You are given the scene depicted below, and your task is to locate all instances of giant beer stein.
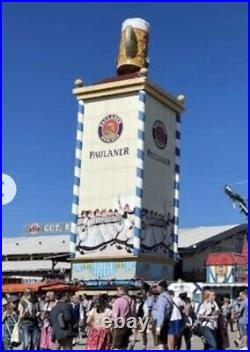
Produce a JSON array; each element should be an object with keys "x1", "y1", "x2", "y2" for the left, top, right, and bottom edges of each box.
[{"x1": 117, "y1": 18, "x2": 150, "y2": 75}]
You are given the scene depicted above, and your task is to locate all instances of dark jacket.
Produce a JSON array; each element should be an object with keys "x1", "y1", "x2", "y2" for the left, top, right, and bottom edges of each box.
[
  {"x1": 217, "y1": 311, "x2": 230, "y2": 350},
  {"x1": 72, "y1": 303, "x2": 80, "y2": 322},
  {"x1": 50, "y1": 301, "x2": 75, "y2": 341}
]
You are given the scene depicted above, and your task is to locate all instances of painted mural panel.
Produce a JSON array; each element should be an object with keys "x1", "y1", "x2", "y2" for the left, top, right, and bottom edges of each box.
[
  {"x1": 207, "y1": 265, "x2": 234, "y2": 284},
  {"x1": 141, "y1": 94, "x2": 176, "y2": 258},
  {"x1": 207, "y1": 264, "x2": 248, "y2": 284}
]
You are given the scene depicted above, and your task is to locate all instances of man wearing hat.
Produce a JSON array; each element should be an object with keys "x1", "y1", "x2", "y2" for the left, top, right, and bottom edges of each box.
[{"x1": 152, "y1": 280, "x2": 173, "y2": 349}]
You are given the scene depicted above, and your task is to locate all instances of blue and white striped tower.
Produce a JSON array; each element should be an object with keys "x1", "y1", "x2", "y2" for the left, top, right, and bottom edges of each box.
[
  {"x1": 133, "y1": 89, "x2": 146, "y2": 256},
  {"x1": 173, "y1": 113, "x2": 181, "y2": 261},
  {"x1": 70, "y1": 100, "x2": 85, "y2": 257}
]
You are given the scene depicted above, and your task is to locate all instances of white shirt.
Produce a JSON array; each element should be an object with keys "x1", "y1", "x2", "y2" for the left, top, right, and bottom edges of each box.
[
  {"x1": 198, "y1": 301, "x2": 219, "y2": 330},
  {"x1": 170, "y1": 297, "x2": 185, "y2": 321},
  {"x1": 87, "y1": 307, "x2": 112, "y2": 329}
]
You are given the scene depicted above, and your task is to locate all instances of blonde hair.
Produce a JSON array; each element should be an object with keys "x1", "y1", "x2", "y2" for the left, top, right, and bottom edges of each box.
[
  {"x1": 46, "y1": 291, "x2": 55, "y2": 300},
  {"x1": 23, "y1": 288, "x2": 34, "y2": 297},
  {"x1": 203, "y1": 289, "x2": 215, "y2": 302},
  {"x1": 202, "y1": 290, "x2": 210, "y2": 301}
]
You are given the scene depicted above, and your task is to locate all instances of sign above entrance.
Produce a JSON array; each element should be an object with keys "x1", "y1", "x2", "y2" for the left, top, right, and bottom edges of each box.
[{"x1": 25, "y1": 222, "x2": 71, "y2": 235}]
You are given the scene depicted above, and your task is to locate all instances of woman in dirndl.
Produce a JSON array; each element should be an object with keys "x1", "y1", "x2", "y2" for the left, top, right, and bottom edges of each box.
[
  {"x1": 86, "y1": 294, "x2": 112, "y2": 350},
  {"x1": 39, "y1": 292, "x2": 56, "y2": 349}
]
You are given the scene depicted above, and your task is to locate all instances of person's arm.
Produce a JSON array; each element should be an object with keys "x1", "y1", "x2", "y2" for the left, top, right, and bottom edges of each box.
[
  {"x1": 2, "y1": 310, "x2": 8, "y2": 323},
  {"x1": 179, "y1": 300, "x2": 186, "y2": 315},
  {"x1": 130, "y1": 299, "x2": 136, "y2": 318},
  {"x1": 156, "y1": 296, "x2": 166, "y2": 332},
  {"x1": 40, "y1": 309, "x2": 46, "y2": 321},
  {"x1": 198, "y1": 313, "x2": 212, "y2": 321},
  {"x1": 86, "y1": 309, "x2": 94, "y2": 326},
  {"x1": 238, "y1": 302, "x2": 245, "y2": 317},
  {"x1": 143, "y1": 302, "x2": 150, "y2": 317},
  {"x1": 17, "y1": 302, "x2": 27, "y2": 322},
  {"x1": 36, "y1": 302, "x2": 42, "y2": 318}
]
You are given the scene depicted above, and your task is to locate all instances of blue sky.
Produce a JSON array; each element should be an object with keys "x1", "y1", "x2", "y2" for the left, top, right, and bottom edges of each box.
[{"x1": 2, "y1": 3, "x2": 248, "y2": 236}]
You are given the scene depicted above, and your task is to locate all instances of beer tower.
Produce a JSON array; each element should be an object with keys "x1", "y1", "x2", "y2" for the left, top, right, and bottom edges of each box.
[{"x1": 70, "y1": 18, "x2": 185, "y2": 283}]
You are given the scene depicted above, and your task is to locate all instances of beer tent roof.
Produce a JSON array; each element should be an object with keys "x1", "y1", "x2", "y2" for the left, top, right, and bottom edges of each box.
[
  {"x1": 2, "y1": 260, "x2": 70, "y2": 272},
  {"x1": 206, "y1": 252, "x2": 247, "y2": 266},
  {"x1": 178, "y1": 224, "x2": 242, "y2": 248},
  {"x1": 3, "y1": 234, "x2": 70, "y2": 255},
  {"x1": 2, "y1": 281, "x2": 78, "y2": 294}
]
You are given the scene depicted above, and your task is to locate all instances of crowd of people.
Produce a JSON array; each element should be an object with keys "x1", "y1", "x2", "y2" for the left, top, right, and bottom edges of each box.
[{"x1": 2, "y1": 283, "x2": 248, "y2": 350}]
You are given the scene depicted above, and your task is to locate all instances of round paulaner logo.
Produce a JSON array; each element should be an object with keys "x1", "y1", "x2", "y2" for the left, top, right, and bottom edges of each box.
[
  {"x1": 152, "y1": 120, "x2": 168, "y2": 149},
  {"x1": 29, "y1": 223, "x2": 40, "y2": 235},
  {"x1": 98, "y1": 114, "x2": 123, "y2": 143}
]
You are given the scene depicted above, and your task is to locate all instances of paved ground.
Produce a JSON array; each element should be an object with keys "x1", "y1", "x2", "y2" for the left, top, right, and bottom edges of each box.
[{"x1": 74, "y1": 329, "x2": 242, "y2": 350}]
